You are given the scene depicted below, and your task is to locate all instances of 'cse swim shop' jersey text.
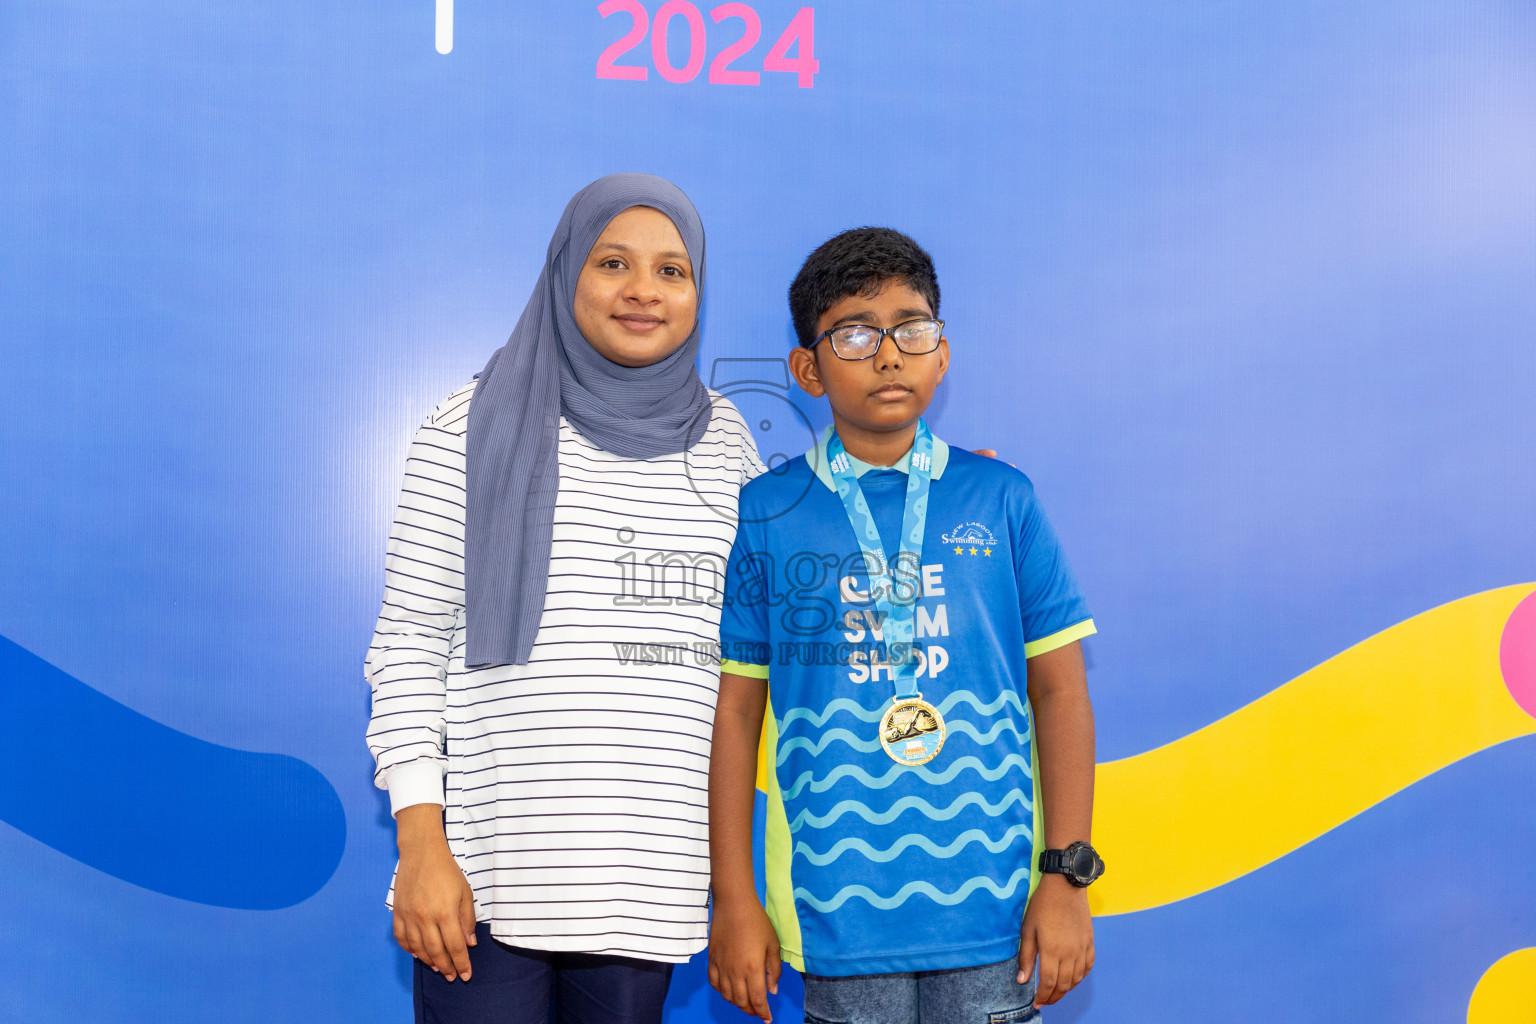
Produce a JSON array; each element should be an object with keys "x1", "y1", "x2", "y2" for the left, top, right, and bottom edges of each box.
[{"x1": 718, "y1": 429, "x2": 1094, "y2": 976}]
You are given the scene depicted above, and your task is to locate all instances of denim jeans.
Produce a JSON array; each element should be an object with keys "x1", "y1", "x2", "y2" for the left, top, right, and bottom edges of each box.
[
  {"x1": 413, "y1": 923, "x2": 675, "y2": 1024},
  {"x1": 802, "y1": 957, "x2": 1039, "y2": 1024}
]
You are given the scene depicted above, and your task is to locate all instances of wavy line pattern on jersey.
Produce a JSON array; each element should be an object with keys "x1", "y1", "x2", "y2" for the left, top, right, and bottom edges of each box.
[
  {"x1": 776, "y1": 717, "x2": 1028, "y2": 764},
  {"x1": 794, "y1": 823, "x2": 1032, "y2": 865},
  {"x1": 778, "y1": 698, "x2": 884, "y2": 730},
  {"x1": 776, "y1": 728, "x2": 880, "y2": 762},
  {"x1": 947, "y1": 718, "x2": 1030, "y2": 746},
  {"x1": 939, "y1": 689, "x2": 1029, "y2": 720},
  {"x1": 777, "y1": 689, "x2": 1029, "y2": 735},
  {"x1": 781, "y1": 753, "x2": 1032, "y2": 800},
  {"x1": 789, "y1": 788, "x2": 1029, "y2": 832},
  {"x1": 1089, "y1": 584, "x2": 1536, "y2": 917},
  {"x1": 794, "y1": 866, "x2": 1032, "y2": 912}
]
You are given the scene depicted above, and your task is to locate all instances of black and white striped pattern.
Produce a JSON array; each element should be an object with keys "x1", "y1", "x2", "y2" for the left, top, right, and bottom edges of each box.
[{"x1": 366, "y1": 380, "x2": 764, "y2": 961}]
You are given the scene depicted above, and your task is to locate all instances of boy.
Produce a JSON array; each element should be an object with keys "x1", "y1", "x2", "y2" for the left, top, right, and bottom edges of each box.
[{"x1": 708, "y1": 228, "x2": 1103, "y2": 1024}]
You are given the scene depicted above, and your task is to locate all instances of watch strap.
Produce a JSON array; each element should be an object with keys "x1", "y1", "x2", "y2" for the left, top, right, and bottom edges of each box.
[
  {"x1": 1038, "y1": 842, "x2": 1104, "y2": 887},
  {"x1": 1038, "y1": 848, "x2": 1071, "y2": 874}
]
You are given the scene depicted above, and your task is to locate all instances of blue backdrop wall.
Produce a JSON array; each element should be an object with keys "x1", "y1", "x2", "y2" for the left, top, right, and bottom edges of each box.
[{"x1": 3, "y1": 2, "x2": 1535, "y2": 1022}]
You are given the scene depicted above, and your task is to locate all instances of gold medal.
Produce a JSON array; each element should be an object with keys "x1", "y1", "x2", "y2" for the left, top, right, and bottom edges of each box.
[{"x1": 879, "y1": 695, "x2": 946, "y2": 766}]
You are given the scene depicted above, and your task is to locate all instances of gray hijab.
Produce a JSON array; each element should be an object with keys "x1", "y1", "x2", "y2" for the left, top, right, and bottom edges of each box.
[{"x1": 465, "y1": 173, "x2": 712, "y2": 667}]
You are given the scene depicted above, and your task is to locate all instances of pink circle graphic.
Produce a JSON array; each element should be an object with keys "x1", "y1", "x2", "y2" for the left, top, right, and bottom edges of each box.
[{"x1": 1501, "y1": 591, "x2": 1536, "y2": 720}]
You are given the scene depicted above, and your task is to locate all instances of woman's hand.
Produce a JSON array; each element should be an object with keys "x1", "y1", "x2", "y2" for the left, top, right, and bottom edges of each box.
[
  {"x1": 392, "y1": 803, "x2": 478, "y2": 982},
  {"x1": 708, "y1": 896, "x2": 782, "y2": 1022}
]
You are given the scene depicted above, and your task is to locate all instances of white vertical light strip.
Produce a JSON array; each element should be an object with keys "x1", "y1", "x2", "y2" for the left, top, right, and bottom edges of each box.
[{"x1": 435, "y1": 0, "x2": 453, "y2": 54}]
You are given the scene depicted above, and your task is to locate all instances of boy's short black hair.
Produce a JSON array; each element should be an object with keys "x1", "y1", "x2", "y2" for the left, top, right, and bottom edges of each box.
[{"x1": 788, "y1": 227, "x2": 940, "y2": 347}]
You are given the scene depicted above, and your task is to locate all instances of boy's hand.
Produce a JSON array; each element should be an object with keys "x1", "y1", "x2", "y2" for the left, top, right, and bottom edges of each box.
[
  {"x1": 708, "y1": 898, "x2": 782, "y2": 1022},
  {"x1": 1018, "y1": 874, "x2": 1094, "y2": 1008},
  {"x1": 393, "y1": 803, "x2": 478, "y2": 982}
]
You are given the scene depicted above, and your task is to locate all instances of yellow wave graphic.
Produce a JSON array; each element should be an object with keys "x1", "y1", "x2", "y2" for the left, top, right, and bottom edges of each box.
[
  {"x1": 1089, "y1": 583, "x2": 1536, "y2": 916},
  {"x1": 1468, "y1": 948, "x2": 1536, "y2": 1024}
]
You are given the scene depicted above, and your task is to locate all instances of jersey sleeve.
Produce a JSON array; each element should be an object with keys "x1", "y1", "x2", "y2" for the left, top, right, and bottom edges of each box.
[
  {"x1": 1011, "y1": 480, "x2": 1096, "y2": 658},
  {"x1": 718, "y1": 514, "x2": 773, "y2": 677}
]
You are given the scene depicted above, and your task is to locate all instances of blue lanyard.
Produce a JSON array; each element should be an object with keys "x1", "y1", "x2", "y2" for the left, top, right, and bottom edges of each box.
[{"x1": 825, "y1": 420, "x2": 935, "y2": 700}]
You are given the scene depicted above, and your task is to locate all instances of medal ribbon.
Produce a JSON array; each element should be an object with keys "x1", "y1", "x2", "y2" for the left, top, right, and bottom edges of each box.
[{"x1": 825, "y1": 420, "x2": 934, "y2": 701}]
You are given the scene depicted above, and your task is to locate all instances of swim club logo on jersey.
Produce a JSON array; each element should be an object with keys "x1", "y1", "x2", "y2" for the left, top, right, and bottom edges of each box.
[{"x1": 942, "y1": 521, "x2": 998, "y2": 556}]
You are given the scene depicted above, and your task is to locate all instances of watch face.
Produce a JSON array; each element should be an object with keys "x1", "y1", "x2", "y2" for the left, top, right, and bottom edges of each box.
[{"x1": 1070, "y1": 847, "x2": 1097, "y2": 879}]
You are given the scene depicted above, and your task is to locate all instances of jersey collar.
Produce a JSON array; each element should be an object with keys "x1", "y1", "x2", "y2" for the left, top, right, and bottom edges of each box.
[{"x1": 805, "y1": 424, "x2": 950, "y2": 492}]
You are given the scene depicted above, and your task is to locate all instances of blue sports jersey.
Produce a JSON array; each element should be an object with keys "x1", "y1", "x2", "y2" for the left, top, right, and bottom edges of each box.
[{"x1": 718, "y1": 428, "x2": 1095, "y2": 977}]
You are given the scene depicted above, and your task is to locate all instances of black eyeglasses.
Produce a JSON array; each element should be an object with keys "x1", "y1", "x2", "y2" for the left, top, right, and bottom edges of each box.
[{"x1": 811, "y1": 318, "x2": 945, "y2": 360}]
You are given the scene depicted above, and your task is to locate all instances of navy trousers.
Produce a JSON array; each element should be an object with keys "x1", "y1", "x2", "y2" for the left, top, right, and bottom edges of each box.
[{"x1": 414, "y1": 924, "x2": 675, "y2": 1024}]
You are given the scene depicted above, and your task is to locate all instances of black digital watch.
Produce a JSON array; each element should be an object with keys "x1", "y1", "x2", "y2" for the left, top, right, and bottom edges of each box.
[{"x1": 1038, "y1": 841, "x2": 1105, "y2": 887}]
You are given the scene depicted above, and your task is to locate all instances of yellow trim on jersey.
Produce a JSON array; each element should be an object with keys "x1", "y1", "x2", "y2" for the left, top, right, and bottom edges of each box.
[
  {"x1": 722, "y1": 659, "x2": 770, "y2": 679},
  {"x1": 760, "y1": 697, "x2": 804, "y2": 971},
  {"x1": 1024, "y1": 618, "x2": 1097, "y2": 659},
  {"x1": 1028, "y1": 716, "x2": 1045, "y2": 902}
]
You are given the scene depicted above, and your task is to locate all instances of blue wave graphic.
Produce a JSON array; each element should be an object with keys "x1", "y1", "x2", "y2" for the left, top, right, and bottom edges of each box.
[
  {"x1": 947, "y1": 718, "x2": 1030, "y2": 746},
  {"x1": 781, "y1": 753, "x2": 1032, "y2": 800},
  {"x1": 776, "y1": 718, "x2": 1029, "y2": 764},
  {"x1": 794, "y1": 823, "x2": 1032, "y2": 865},
  {"x1": 789, "y1": 788, "x2": 1030, "y2": 831},
  {"x1": 795, "y1": 866, "x2": 1033, "y2": 912},
  {"x1": 776, "y1": 727, "x2": 881, "y2": 762},
  {"x1": 0, "y1": 636, "x2": 346, "y2": 909},
  {"x1": 937, "y1": 689, "x2": 1028, "y2": 719},
  {"x1": 777, "y1": 689, "x2": 1029, "y2": 736},
  {"x1": 779, "y1": 697, "x2": 884, "y2": 730}
]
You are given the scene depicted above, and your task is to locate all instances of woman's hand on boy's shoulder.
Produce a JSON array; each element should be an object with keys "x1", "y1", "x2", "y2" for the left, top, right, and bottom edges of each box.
[
  {"x1": 971, "y1": 448, "x2": 1017, "y2": 467},
  {"x1": 708, "y1": 896, "x2": 782, "y2": 1022},
  {"x1": 1019, "y1": 874, "x2": 1095, "y2": 1009}
]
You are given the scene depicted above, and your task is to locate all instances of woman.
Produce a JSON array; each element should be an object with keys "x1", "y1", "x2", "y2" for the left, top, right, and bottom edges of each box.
[{"x1": 365, "y1": 173, "x2": 763, "y2": 1024}]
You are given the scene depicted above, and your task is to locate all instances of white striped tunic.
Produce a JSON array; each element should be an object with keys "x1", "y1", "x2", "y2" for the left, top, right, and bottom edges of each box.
[{"x1": 365, "y1": 380, "x2": 764, "y2": 961}]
